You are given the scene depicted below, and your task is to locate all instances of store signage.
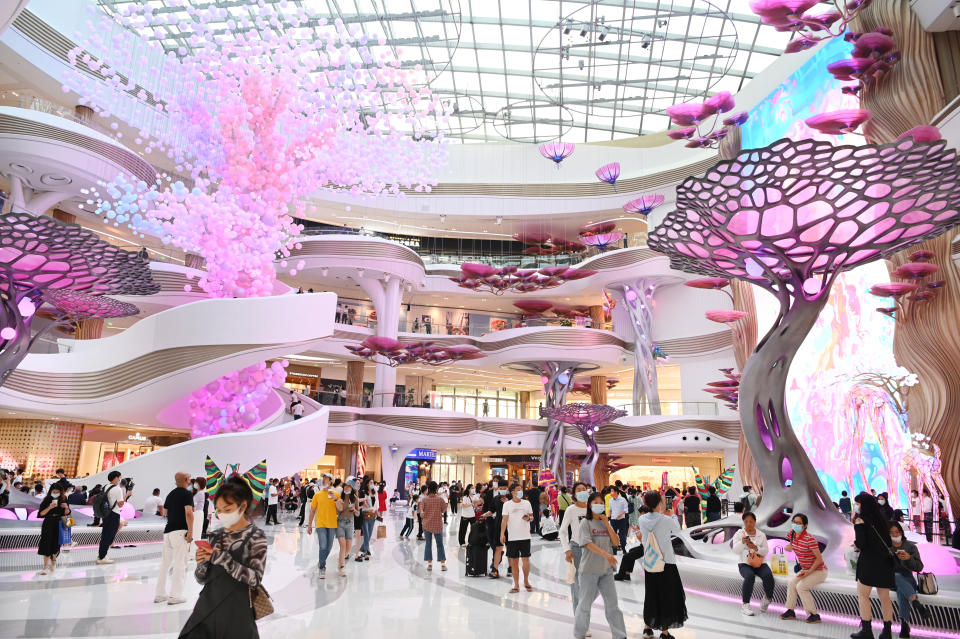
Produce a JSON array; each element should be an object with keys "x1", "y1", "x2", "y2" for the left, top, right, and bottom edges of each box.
[
  {"x1": 482, "y1": 457, "x2": 505, "y2": 463},
  {"x1": 408, "y1": 448, "x2": 437, "y2": 460},
  {"x1": 651, "y1": 457, "x2": 671, "y2": 463},
  {"x1": 127, "y1": 433, "x2": 152, "y2": 444}
]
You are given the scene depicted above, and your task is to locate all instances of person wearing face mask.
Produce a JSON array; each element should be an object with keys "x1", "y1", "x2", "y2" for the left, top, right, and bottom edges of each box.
[
  {"x1": 156, "y1": 472, "x2": 195, "y2": 605},
  {"x1": 878, "y1": 492, "x2": 895, "y2": 523},
  {"x1": 306, "y1": 473, "x2": 340, "y2": 578},
  {"x1": 636, "y1": 490, "x2": 686, "y2": 639},
  {"x1": 193, "y1": 477, "x2": 209, "y2": 540},
  {"x1": 264, "y1": 478, "x2": 280, "y2": 526},
  {"x1": 779, "y1": 513, "x2": 827, "y2": 624},
  {"x1": 573, "y1": 492, "x2": 627, "y2": 639},
  {"x1": 888, "y1": 522, "x2": 928, "y2": 638},
  {"x1": 179, "y1": 477, "x2": 266, "y2": 639},
  {"x1": 560, "y1": 483, "x2": 590, "y2": 615},
  {"x1": 458, "y1": 483, "x2": 476, "y2": 547},
  {"x1": 850, "y1": 493, "x2": 896, "y2": 639},
  {"x1": 334, "y1": 483, "x2": 359, "y2": 576},
  {"x1": 500, "y1": 483, "x2": 534, "y2": 593},
  {"x1": 483, "y1": 479, "x2": 507, "y2": 577},
  {"x1": 37, "y1": 483, "x2": 70, "y2": 575}
]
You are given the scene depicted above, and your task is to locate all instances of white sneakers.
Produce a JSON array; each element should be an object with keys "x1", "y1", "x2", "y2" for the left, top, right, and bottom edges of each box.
[
  {"x1": 154, "y1": 596, "x2": 168, "y2": 603},
  {"x1": 95, "y1": 558, "x2": 114, "y2": 565},
  {"x1": 167, "y1": 597, "x2": 187, "y2": 605},
  {"x1": 741, "y1": 603, "x2": 755, "y2": 616},
  {"x1": 760, "y1": 597, "x2": 772, "y2": 613}
]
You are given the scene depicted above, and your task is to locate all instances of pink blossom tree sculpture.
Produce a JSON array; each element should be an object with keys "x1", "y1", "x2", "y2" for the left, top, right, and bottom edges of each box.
[
  {"x1": 666, "y1": 91, "x2": 749, "y2": 149},
  {"x1": 648, "y1": 136, "x2": 960, "y2": 545},
  {"x1": 541, "y1": 403, "x2": 627, "y2": 482},
  {"x1": 749, "y1": 0, "x2": 876, "y2": 54},
  {"x1": 870, "y1": 249, "x2": 946, "y2": 320},
  {"x1": 0, "y1": 212, "x2": 158, "y2": 386},
  {"x1": 346, "y1": 336, "x2": 484, "y2": 367}
]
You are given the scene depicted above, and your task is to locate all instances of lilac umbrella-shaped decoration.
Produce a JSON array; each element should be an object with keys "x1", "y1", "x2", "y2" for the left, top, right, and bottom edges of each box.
[
  {"x1": 452, "y1": 263, "x2": 596, "y2": 295},
  {"x1": 749, "y1": 0, "x2": 876, "y2": 53},
  {"x1": 704, "y1": 368, "x2": 741, "y2": 410},
  {"x1": 805, "y1": 109, "x2": 872, "y2": 136},
  {"x1": 346, "y1": 336, "x2": 484, "y2": 367},
  {"x1": 666, "y1": 91, "x2": 749, "y2": 150},
  {"x1": 623, "y1": 194, "x2": 665, "y2": 217},
  {"x1": 828, "y1": 29, "x2": 901, "y2": 98},
  {"x1": 648, "y1": 134, "x2": 960, "y2": 549},
  {"x1": 595, "y1": 162, "x2": 620, "y2": 191},
  {"x1": 540, "y1": 142, "x2": 575, "y2": 168},
  {"x1": 541, "y1": 403, "x2": 627, "y2": 482},
  {"x1": 580, "y1": 232, "x2": 624, "y2": 252}
]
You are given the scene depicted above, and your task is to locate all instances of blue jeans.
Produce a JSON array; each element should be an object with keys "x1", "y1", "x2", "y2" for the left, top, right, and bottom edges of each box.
[
  {"x1": 360, "y1": 517, "x2": 376, "y2": 554},
  {"x1": 424, "y1": 530, "x2": 446, "y2": 562},
  {"x1": 894, "y1": 571, "x2": 917, "y2": 621},
  {"x1": 315, "y1": 527, "x2": 336, "y2": 569},
  {"x1": 706, "y1": 511, "x2": 722, "y2": 522}
]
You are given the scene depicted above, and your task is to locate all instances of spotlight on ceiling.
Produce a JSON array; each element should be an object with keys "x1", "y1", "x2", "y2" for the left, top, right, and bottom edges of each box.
[
  {"x1": 599, "y1": 26, "x2": 609, "y2": 41},
  {"x1": 579, "y1": 25, "x2": 588, "y2": 37},
  {"x1": 578, "y1": 59, "x2": 584, "y2": 70},
  {"x1": 658, "y1": 19, "x2": 668, "y2": 27},
  {"x1": 496, "y1": 216, "x2": 503, "y2": 225},
  {"x1": 563, "y1": 18, "x2": 572, "y2": 35},
  {"x1": 641, "y1": 41, "x2": 650, "y2": 49},
  {"x1": 440, "y1": 214, "x2": 446, "y2": 223}
]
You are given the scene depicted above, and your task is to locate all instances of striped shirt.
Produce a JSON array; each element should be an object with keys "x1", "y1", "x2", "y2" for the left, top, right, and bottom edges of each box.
[{"x1": 791, "y1": 531, "x2": 825, "y2": 570}]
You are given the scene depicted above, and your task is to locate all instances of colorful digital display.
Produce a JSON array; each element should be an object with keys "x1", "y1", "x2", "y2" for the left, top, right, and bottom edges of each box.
[{"x1": 746, "y1": 38, "x2": 911, "y2": 506}]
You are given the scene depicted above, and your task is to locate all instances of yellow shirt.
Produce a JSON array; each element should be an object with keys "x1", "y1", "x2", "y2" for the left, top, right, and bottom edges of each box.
[
  {"x1": 604, "y1": 492, "x2": 612, "y2": 516},
  {"x1": 311, "y1": 488, "x2": 340, "y2": 528}
]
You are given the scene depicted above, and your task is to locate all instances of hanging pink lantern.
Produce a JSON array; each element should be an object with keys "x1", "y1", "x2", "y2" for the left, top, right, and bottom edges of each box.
[
  {"x1": 595, "y1": 162, "x2": 620, "y2": 189},
  {"x1": 539, "y1": 142, "x2": 575, "y2": 167},
  {"x1": 623, "y1": 194, "x2": 665, "y2": 216},
  {"x1": 805, "y1": 109, "x2": 872, "y2": 135}
]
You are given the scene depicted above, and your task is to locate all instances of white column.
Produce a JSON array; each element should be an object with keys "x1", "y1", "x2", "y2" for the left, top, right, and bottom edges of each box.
[
  {"x1": 380, "y1": 444, "x2": 416, "y2": 494},
  {"x1": 3, "y1": 175, "x2": 71, "y2": 215},
  {"x1": 352, "y1": 274, "x2": 403, "y2": 407}
]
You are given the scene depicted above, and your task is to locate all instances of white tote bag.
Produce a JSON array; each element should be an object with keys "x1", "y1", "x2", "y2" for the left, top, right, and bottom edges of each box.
[
  {"x1": 641, "y1": 530, "x2": 666, "y2": 573},
  {"x1": 564, "y1": 560, "x2": 577, "y2": 584}
]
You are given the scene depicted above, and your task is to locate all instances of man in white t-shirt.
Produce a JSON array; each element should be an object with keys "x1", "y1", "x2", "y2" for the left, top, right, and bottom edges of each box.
[
  {"x1": 265, "y1": 478, "x2": 280, "y2": 525},
  {"x1": 439, "y1": 482, "x2": 450, "y2": 524},
  {"x1": 608, "y1": 488, "x2": 629, "y2": 553},
  {"x1": 500, "y1": 483, "x2": 534, "y2": 593},
  {"x1": 143, "y1": 488, "x2": 163, "y2": 516}
]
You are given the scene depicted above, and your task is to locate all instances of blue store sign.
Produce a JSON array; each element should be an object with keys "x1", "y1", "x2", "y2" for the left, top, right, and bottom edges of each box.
[{"x1": 408, "y1": 448, "x2": 438, "y2": 461}]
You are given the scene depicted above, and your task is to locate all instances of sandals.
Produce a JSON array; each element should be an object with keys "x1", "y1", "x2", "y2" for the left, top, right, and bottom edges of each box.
[
  {"x1": 508, "y1": 587, "x2": 519, "y2": 593},
  {"x1": 524, "y1": 584, "x2": 533, "y2": 591}
]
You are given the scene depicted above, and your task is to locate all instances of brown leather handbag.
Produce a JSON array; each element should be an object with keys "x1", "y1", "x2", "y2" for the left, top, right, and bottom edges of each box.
[{"x1": 249, "y1": 584, "x2": 274, "y2": 620}]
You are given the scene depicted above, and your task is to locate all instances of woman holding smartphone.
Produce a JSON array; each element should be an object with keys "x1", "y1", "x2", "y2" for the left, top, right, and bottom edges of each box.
[
  {"x1": 37, "y1": 484, "x2": 70, "y2": 574},
  {"x1": 572, "y1": 492, "x2": 627, "y2": 639},
  {"x1": 179, "y1": 477, "x2": 267, "y2": 639}
]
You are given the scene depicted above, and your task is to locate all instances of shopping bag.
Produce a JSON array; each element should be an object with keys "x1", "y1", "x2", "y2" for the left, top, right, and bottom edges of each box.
[
  {"x1": 844, "y1": 545, "x2": 860, "y2": 574},
  {"x1": 770, "y1": 552, "x2": 789, "y2": 576},
  {"x1": 59, "y1": 520, "x2": 72, "y2": 545},
  {"x1": 564, "y1": 561, "x2": 577, "y2": 585},
  {"x1": 918, "y1": 572, "x2": 938, "y2": 595},
  {"x1": 376, "y1": 524, "x2": 387, "y2": 539}
]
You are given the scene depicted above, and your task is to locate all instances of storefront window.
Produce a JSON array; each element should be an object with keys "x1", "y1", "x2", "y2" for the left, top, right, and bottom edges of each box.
[{"x1": 435, "y1": 386, "x2": 520, "y2": 418}]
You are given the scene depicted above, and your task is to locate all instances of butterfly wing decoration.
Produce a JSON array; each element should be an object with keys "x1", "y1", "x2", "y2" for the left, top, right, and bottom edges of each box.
[
  {"x1": 241, "y1": 460, "x2": 268, "y2": 501},
  {"x1": 713, "y1": 464, "x2": 737, "y2": 497},
  {"x1": 692, "y1": 466, "x2": 710, "y2": 511},
  {"x1": 205, "y1": 456, "x2": 225, "y2": 497}
]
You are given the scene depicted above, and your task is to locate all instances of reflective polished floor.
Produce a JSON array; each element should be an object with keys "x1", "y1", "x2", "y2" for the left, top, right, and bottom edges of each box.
[{"x1": 0, "y1": 510, "x2": 901, "y2": 639}]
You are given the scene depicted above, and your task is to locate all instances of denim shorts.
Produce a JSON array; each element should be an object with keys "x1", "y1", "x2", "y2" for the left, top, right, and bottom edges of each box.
[{"x1": 336, "y1": 518, "x2": 355, "y2": 538}]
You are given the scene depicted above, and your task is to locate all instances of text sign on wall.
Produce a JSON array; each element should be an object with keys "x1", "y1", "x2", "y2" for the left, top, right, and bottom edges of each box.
[{"x1": 409, "y1": 448, "x2": 438, "y2": 461}]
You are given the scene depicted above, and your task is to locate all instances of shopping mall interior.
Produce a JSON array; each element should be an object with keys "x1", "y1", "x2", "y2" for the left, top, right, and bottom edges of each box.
[{"x1": 0, "y1": 1, "x2": 959, "y2": 638}]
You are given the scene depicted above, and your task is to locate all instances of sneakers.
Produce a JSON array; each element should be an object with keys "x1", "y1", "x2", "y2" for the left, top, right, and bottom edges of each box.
[
  {"x1": 805, "y1": 613, "x2": 821, "y2": 624},
  {"x1": 38, "y1": 570, "x2": 48, "y2": 576},
  {"x1": 441, "y1": 564, "x2": 448, "y2": 571},
  {"x1": 741, "y1": 603, "x2": 755, "y2": 616},
  {"x1": 153, "y1": 596, "x2": 168, "y2": 603},
  {"x1": 95, "y1": 558, "x2": 114, "y2": 565},
  {"x1": 779, "y1": 609, "x2": 797, "y2": 621},
  {"x1": 167, "y1": 597, "x2": 187, "y2": 605},
  {"x1": 319, "y1": 567, "x2": 326, "y2": 579},
  {"x1": 760, "y1": 597, "x2": 771, "y2": 613},
  {"x1": 613, "y1": 574, "x2": 630, "y2": 582}
]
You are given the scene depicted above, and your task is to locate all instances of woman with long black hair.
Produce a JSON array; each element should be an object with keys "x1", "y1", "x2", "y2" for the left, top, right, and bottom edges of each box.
[
  {"x1": 851, "y1": 492, "x2": 896, "y2": 639},
  {"x1": 37, "y1": 483, "x2": 70, "y2": 574},
  {"x1": 635, "y1": 490, "x2": 686, "y2": 639},
  {"x1": 180, "y1": 477, "x2": 267, "y2": 639}
]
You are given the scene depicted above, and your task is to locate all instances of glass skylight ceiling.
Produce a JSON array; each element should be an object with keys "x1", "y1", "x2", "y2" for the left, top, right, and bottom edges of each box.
[{"x1": 97, "y1": 0, "x2": 793, "y2": 143}]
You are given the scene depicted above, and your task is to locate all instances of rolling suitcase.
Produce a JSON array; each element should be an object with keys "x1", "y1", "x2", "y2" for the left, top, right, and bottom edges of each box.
[{"x1": 466, "y1": 524, "x2": 488, "y2": 577}]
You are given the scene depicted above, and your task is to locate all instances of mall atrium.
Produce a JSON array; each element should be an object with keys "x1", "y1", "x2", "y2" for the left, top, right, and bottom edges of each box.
[{"x1": 0, "y1": 1, "x2": 958, "y2": 638}]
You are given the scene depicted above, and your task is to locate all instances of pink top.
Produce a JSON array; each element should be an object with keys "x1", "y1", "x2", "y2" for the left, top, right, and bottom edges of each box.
[{"x1": 791, "y1": 530, "x2": 825, "y2": 571}]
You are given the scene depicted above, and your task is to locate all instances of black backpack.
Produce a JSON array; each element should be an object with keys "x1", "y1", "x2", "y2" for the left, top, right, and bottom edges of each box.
[
  {"x1": 93, "y1": 485, "x2": 117, "y2": 519},
  {"x1": 740, "y1": 495, "x2": 752, "y2": 513}
]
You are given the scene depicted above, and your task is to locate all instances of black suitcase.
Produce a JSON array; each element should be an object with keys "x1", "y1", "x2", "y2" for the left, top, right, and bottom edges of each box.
[{"x1": 465, "y1": 542, "x2": 488, "y2": 577}]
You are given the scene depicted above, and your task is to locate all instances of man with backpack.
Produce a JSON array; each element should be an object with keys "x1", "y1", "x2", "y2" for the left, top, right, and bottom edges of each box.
[
  {"x1": 95, "y1": 471, "x2": 129, "y2": 564},
  {"x1": 739, "y1": 486, "x2": 757, "y2": 514}
]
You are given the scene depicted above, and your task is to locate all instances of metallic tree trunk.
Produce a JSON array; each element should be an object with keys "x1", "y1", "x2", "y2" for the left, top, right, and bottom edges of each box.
[
  {"x1": 619, "y1": 281, "x2": 661, "y2": 415},
  {"x1": 579, "y1": 428, "x2": 599, "y2": 484},
  {"x1": 537, "y1": 361, "x2": 579, "y2": 483},
  {"x1": 740, "y1": 293, "x2": 851, "y2": 560},
  {"x1": 0, "y1": 292, "x2": 30, "y2": 387}
]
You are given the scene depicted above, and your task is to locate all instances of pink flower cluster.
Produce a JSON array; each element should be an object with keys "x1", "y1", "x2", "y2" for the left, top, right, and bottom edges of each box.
[
  {"x1": 703, "y1": 368, "x2": 741, "y2": 410},
  {"x1": 346, "y1": 337, "x2": 484, "y2": 367},
  {"x1": 665, "y1": 91, "x2": 748, "y2": 149},
  {"x1": 749, "y1": 0, "x2": 875, "y2": 53},
  {"x1": 451, "y1": 263, "x2": 596, "y2": 294},
  {"x1": 828, "y1": 29, "x2": 901, "y2": 97},
  {"x1": 64, "y1": 2, "x2": 447, "y2": 298},
  {"x1": 188, "y1": 361, "x2": 289, "y2": 438}
]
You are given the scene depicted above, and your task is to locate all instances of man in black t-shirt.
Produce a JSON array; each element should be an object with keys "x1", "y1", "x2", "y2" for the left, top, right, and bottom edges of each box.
[{"x1": 155, "y1": 472, "x2": 194, "y2": 605}]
